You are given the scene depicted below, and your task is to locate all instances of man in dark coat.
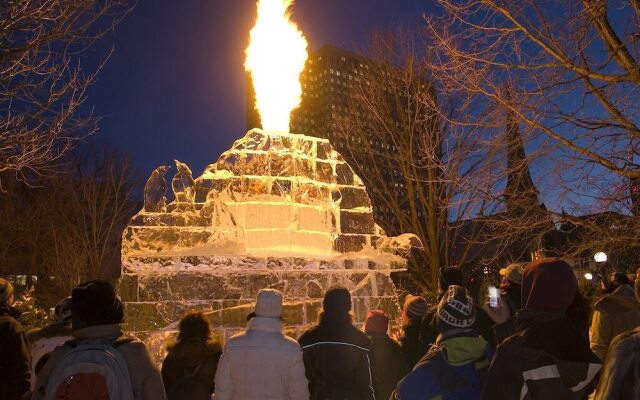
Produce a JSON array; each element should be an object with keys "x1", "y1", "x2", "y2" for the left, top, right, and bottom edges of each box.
[
  {"x1": 421, "y1": 267, "x2": 496, "y2": 349},
  {"x1": 298, "y1": 286, "x2": 376, "y2": 400},
  {"x1": 481, "y1": 258, "x2": 601, "y2": 400},
  {"x1": 364, "y1": 310, "x2": 408, "y2": 400},
  {"x1": 0, "y1": 278, "x2": 30, "y2": 400}
]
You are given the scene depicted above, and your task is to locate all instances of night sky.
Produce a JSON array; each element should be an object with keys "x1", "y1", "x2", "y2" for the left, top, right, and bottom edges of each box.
[{"x1": 85, "y1": 0, "x2": 431, "y2": 179}]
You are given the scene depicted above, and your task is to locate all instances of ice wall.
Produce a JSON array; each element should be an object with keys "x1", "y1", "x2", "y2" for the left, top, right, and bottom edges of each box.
[{"x1": 120, "y1": 129, "x2": 420, "y2": 358}]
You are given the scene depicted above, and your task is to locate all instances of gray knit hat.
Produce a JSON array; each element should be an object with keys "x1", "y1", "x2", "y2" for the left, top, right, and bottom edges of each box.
[{"x1": 0, "y1": 278, "x2": 14, "y2": 304}]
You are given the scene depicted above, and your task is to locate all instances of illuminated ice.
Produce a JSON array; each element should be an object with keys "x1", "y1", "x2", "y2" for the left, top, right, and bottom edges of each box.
[{"x1": 120, "y1": 129, "x2": 422, "y2": 359}]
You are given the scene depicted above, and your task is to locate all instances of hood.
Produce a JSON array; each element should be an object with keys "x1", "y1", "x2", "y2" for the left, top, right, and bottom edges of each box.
[
  {"x1": 594, "y1": 284, "x2": 640, "y2": 312},
  {"x1": 438, "y1": 336, "x2": 488, "y2": 366},
  {"x1": 165, "y1": 338, "x2": 222, "y2": 359},
  {"x1": 247, "y1": 316, "x2": 283, "y2": 333}
]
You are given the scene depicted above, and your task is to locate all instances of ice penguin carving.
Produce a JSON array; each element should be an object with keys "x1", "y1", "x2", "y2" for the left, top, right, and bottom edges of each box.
[
  {"x1": 171, "y1": 160, "x2": 196, "y2": 211},
  {"x1": 143, "y1": 165, "x2": 170, "y2": 212}
]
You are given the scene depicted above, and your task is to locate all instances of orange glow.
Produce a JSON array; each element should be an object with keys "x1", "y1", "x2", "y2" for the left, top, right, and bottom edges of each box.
[{"x1": 245, "y1": 0, "x2": 308, "y2": 132}]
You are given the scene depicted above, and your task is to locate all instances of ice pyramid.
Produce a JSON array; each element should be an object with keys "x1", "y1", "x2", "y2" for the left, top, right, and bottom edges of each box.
[{"x1": 119, "y1": 129, "x2": 421, "y2": 358}]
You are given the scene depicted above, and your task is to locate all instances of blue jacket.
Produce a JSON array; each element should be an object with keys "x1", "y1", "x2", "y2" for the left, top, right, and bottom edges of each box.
[{"x1": 395, "y1": 336, "x2": 493, "y2": 400}]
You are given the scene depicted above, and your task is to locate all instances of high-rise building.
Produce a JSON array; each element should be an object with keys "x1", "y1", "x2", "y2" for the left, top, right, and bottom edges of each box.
[{"x1": 247, "y1": 44, "x2": 435, "y2": 236}]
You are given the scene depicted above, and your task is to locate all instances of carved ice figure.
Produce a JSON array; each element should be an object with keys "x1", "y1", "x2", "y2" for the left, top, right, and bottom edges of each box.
[
  {"x1": 376, "y1": 233, "x2": 424, "y2": 258},
  {"x1": 171, "y1": 160, "x2": 195, "y2": 211},
  {"x1": 143, "y1": 165, "x2": 170, "y2": 212}
]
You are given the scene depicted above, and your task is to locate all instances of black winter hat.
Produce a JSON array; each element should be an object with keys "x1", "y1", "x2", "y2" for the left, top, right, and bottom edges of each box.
[
  {"x1": 437, "y1": 285, "x2": 476, "y2": 339},
  {"x1": 439, "y1": 267, "x2": 464, "y2": 292},
  {"x1": 323, "y1": 286, "x2": 352, "y2": 314},
  {"x1": 71, "y1": 280, "x2": 124, "y2": 329}
]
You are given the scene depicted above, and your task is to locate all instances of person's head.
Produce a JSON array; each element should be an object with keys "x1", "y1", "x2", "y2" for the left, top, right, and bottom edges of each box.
[
  {"x1": 636, "y1": 267, "x2": 640, "y2": 280},
  {"x1": 178, "y1": 311, "x2": 210, "y2": 341},
  {"x1": 0, "y1": 278, "x2": 15, "y2": 306},
  {"x1": 322, "y1": 286, "x2": 352, "y2": 315},
  {"x1": 436, "y1": 285, "x2": 476, "y2": 340},
  {"x1": 70, "y1": 280, "x2": 124, "y2": 331},
  {"x1": 54, "y1": 296, "x2": 72, "y2": 325},
  {"x1": 500, "y1": 263, "x2": 525, "y2": 286},
  {"x1": 253, "y1": 288, "x2": 283, "y2": 319},
  {"x1": 402, "y1": 294, "x2": 428, "y2": 325},
  {"x1": 364, "y1": 309, "x2": 390, "y2": 335},
  {"x1": 521, "y1": 258, "x2": 577, "y2": 311},
  {"x1": 605, "y1": 272, "x2": 631, "y2": 293},
  {"x1": 439, "y1": 266, "x2": 464, "y2": 294}
]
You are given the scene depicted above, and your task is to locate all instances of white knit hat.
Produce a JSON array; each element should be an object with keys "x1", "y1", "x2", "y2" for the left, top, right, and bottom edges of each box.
[{"x1": 254, "y1": 289, "x2": 283, "y2": 318}]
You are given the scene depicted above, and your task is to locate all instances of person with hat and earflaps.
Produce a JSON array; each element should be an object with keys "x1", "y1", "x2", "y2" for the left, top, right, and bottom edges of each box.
[
  {"x1": 393, "y1": 285, "x2": 493, "y2": 400},
  {"x1": 298, "y1": 286, "x2": 376, "y2": 400},
  {"x1": 213, "y1": 288, "x2": 309, "y2": 400}
]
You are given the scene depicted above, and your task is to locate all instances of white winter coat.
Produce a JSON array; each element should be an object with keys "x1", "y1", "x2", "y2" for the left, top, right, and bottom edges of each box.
[{"x1": 213, "y1": 316, "x2": 309, "y2": 400}]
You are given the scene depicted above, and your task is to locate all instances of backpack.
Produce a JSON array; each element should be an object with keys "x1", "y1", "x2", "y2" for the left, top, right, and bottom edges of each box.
[
  {"x1": 166, "y1": 362, "x2": 211, "y2": 400},
  {"x1": 42, "y1": 337, "x2": 135, "y2": 400}
]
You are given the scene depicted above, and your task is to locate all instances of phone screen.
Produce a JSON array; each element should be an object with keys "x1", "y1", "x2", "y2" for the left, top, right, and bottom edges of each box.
[{"x1": 488, "y1": 286, "x2": 499, "y2": 308}]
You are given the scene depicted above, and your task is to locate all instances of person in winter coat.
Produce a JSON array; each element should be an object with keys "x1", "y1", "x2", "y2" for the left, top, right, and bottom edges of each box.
[
  {"x1": 499, "y1": 263, "x2": 524, "y2": 314},
  {"x1": 398, "y1": 294, "x2": 428, "y2": 368},
  {"x1": 481, "y1": 258, "x2": 601, "y2": 400},
  {"x1": 590, "y1": 273, "x2": 640, "y2": 360},
  {"x1": 298, "y1": 286, "x2": 376, "y2": 400},
  {"x1": 32, "y1": 280, "x2": 167, "y2": 400},
  {"x1": 26, "y1": 297, "x2": 74, "y2": 389},
  {"x1": 394, "y1": 285, "x2": 493, "y2": 400},
  {"x1": 0, "y1": 278, "x2": 30, "y2": 400},
  {"x1": 161, "y1": 311, "x2": 222, "y2": 399},
  {"x1": 213, "y1": 289, "x2": 309, "y2": 400},
  {"x1": 594, "y1": 326, "x2": 640, "y2": 400},
  {"x1": 421, "y1": 267, "x2": 496, "y2": 349},
  {"x1": 364, "y1": 310, "x2": 408, "y2": 400}
]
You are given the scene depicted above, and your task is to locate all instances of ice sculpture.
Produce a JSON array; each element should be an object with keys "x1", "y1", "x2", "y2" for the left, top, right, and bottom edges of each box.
[
  {"x1": 120, "y1": 129, "x2": 421, "y2": 359},
  {"x1": 143, "y1": 166, "x2": 170, "y2": 212}
]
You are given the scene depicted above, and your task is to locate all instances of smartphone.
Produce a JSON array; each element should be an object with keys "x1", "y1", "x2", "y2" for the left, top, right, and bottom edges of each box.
[{"x1": 488, "y1": 285, "x2": 499, "y2": 308}]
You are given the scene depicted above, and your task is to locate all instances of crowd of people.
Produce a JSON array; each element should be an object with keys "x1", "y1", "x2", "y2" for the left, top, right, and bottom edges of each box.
[{"x1": 1, "y1": 257, "x2": 639, "y2": 400}]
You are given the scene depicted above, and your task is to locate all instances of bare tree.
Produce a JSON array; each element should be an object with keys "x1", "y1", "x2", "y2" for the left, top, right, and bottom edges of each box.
[
  {"x1": 0, "y1": 0, "x2": 131, "y2": 185},
  {"x1": 0, "y1": 145, "x2": 139, "y2": 303},
  {"x1": 333, "y1": 30, "x2": 534, "y2": 290},
  {"x1": 422, "y1": 0, "x2": 640, "y2": 265}
]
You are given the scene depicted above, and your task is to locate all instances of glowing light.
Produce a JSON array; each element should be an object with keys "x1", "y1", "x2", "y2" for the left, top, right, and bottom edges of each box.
[
  {"x1": 584, "y1": 272, "x2": 593, "y2": 280},
  {"x1": 594, "y1": 252, "x2": 608, "y2": 263},
  {"x1": 245, "y1": 0, "x2": 308, "y2": 132}
]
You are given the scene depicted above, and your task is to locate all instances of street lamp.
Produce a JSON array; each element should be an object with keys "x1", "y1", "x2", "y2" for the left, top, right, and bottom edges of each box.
[
  {"x1": 584, "y1": 272, "x2": 593, "y2": 280},
  {"x1": 594, "y1": 252, "x2": 608, "y2": 263}
]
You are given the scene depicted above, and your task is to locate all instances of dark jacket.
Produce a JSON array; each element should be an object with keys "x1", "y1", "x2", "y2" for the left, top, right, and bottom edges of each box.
[
  {"x1": 298, "y1": 313, "x2": 376, "y2": 400},
  {"x1": 394, "y1": 335, "x2": 493, "y2": 400},
  {"x1": 366, "y1": 333, "x2": 408, "y2": 400},
  {"x1": 594, "y1": 327, "x2": 640, "y2": 400},
  {"x1": 421, "y1": 304, "x2": 496, "y2": 350},
  {"x1": 0, "y1": 304, "x2": 30, "y2": 400},
  {"x1": 162, "y1": 338, "x2": 222, "y2": 397},
  {"x1": 590, "y1": 284, "x2": 640, "y2": 360},
  {"x1": 482, "y1": 310, "x2": 601, "y2": 400},
  {"x1": 398, "y1": 319, "x2": 425, "y2": 369}
]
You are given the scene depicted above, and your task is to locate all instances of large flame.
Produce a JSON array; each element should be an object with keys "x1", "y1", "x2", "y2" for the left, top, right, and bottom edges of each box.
[{"x1": 245, "y1": 0, "x2": 308, "y2": 132}]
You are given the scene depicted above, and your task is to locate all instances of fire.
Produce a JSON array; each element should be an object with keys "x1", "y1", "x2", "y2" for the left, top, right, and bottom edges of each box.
[{"x1": 245, "y1": 0, "x2": 308, "y2": 132}]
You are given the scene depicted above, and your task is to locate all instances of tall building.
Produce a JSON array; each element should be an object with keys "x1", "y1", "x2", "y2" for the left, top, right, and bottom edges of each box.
[{"x1": 247, "y1": 45, "x2": 436, "y2": 236}]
